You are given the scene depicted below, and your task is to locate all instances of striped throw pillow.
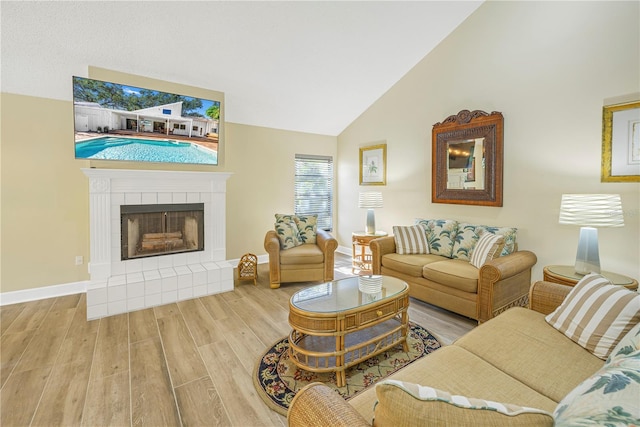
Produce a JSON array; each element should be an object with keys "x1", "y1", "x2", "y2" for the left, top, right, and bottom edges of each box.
[
  {"x1": 393, "y1": 225, "x2": 430, "y2": 255},
  {"x1": 374, "y1": 380, "x2": 554, "y2": 427},
  {"x1": 545, "y1": 273, "x2": 640, "y2": 360},
  {"x1": 469, "y1": 233, "x2": 505, "y2": 268}
]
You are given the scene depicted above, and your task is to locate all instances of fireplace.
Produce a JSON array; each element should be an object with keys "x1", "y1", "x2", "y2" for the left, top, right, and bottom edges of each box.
[
  {"x1": 121, "y1": 203, "x2": 205, "y2": 260},
  {"x1": 82, "y1": 168, "x2": 233, "y2": 320}
]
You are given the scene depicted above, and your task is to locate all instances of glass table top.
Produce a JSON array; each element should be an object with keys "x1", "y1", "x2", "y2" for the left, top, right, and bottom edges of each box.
[{"x1": 290, "y1": 275, "x2": 408, "y2": 314}]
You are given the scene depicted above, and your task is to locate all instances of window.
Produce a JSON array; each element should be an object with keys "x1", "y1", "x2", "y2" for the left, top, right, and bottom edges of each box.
[{"x1": 294, "y1": 155, "x2": 333, "y2": 231}]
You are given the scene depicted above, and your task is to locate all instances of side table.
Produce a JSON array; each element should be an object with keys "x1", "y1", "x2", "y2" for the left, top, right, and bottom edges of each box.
[
  {"x1": 352, "y1": 231, "x2": 387, "y2": 274},
  {"x1": 543, "y1": 265, "x2": 638, "y2": 291}
]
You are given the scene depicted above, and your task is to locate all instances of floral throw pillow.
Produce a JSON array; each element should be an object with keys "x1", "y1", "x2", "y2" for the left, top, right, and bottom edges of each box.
[
  {"x1": 274, "y1": 219, "x2": 302, "y2": 250},
  {"x1": 477, "y1": 225, "x2": 517, "y2": 256},
  {"x1": 275, "y1": 213, "x2": 317, "y2": 244},
  {"x1": 451, "y1": 223, "x2": 480, "y2": 260},
  {"x1": 415, "y1": 219, "x2": 458, "y2": 258},
  {"x1": 293, "y1": 214, "x2": 318, "y2": 244},
  {"x1": 554, "y1": 328, "x2": 640, "y2": 427},
  {"x1": 452, "y1": 224, "x2": 517, "y2": 258}
]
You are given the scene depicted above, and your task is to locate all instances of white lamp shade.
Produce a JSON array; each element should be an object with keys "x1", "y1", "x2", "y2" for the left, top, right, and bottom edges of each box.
[
  {"x1": 358, "y1": 192, "x2": 383, "y2": 208},
  {"x1": 559, "y1": 194, "x2": 624, "y2": 227},
  {"x1": 559, "y1": 194, "x2": 624, "y2": 275}
]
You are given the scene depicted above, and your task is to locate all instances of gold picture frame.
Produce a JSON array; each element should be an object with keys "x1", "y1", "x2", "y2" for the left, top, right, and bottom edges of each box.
[
  {"x1": 602, "y1": 101, "x2": 640, "y2": 182},
  {"x1": 359, "y1": 143, "x2": 387, "y2": 185}
]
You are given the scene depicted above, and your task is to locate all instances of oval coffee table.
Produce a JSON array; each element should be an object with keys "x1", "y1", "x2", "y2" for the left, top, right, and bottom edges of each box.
[{"x1": 288, "y1": 275, "x2": 409, "y2": 387}]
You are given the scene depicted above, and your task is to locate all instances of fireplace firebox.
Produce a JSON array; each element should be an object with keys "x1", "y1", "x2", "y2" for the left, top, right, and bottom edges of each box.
[{"x1": 121, "y1": 203, "x2": 204, "y2": 260}]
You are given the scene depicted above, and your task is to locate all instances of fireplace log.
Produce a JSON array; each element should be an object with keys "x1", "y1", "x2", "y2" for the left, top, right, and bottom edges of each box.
[
  {"x1": 141, "y1": 238, "x2": 185, "y2": 251},
  {"x1": 143, "y1": 231, "x2": 183, "y2": 240}
]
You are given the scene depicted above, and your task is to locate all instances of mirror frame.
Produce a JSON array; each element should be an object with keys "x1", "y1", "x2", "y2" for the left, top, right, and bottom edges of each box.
[{"x1": 432, "y1": 110, "x2": 503, "y2": 207}]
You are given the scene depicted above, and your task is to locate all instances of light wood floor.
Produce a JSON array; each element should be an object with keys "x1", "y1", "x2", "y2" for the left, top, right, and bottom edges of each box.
[{"x1": 0, "y1": 254, "x2": 476, "y2": 427}]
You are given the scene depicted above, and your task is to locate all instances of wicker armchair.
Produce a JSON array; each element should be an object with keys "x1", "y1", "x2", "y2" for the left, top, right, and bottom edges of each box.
[{"x1": 264, "y1": 228, "x2": 338, "y2": 289}]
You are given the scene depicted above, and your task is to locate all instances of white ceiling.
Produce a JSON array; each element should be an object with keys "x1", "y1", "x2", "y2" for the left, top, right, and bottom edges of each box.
[{"x1": 1, "y1": 1, "x2": 483, "y2": 136}]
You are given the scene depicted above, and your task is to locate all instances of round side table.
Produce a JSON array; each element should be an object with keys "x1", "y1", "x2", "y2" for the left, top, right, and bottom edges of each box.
[
  {"x1": 543, "y1": 265, "x2": 638, "y2": 291},
  {"x1": 352, "y1": 231, "x2": 387, "y2": 274}
]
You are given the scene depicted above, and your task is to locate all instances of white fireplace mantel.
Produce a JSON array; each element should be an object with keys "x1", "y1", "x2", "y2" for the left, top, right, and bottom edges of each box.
[{"x1": 82, "y1": 168, "x2": 233, "y2": 319}]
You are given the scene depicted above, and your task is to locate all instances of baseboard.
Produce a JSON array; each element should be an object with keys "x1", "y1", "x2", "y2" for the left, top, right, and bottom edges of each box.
[
  {"x1": 0, "y1": 252, "x2": 332, "y2": 306},
  {"x1": 0, "y1": 280, "x2": 89, "y2": 306},
  {"x1": 337, "y1": 245, "x2": 351, "y2": 256}
]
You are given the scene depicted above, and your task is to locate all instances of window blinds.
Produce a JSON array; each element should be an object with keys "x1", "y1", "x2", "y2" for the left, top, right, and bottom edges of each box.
[{"x1": 294, "y1": 154, "x2": 333, "y2": 231}]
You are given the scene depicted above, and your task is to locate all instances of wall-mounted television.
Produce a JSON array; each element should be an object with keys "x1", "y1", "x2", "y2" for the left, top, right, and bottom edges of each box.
[{"x1": 73, "y1": 76, "x2": 221, "y2": 166}]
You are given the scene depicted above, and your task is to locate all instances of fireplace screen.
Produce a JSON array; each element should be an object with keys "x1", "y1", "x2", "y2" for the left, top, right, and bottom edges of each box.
[{"x1": 121, "y1": 203, "x2": 204, "y2": 260}]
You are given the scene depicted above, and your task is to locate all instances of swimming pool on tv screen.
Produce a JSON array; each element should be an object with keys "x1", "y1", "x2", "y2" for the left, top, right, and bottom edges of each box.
[{"x1": 75, "y1": 136, "x2": 218, "y2": 165}]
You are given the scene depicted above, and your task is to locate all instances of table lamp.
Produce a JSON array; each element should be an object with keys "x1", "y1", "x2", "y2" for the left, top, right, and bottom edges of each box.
[
  {"x1": 559, "y1": 194, "x2": 624, "y2": 275},
  {"x1": 358, "y1": 191, "x2": 383, "y2": 235}
]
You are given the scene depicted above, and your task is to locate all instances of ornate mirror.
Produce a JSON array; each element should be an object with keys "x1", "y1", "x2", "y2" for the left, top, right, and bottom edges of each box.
[{"x1": 432, "y1": 110, "x2": 503, "y2": 207}]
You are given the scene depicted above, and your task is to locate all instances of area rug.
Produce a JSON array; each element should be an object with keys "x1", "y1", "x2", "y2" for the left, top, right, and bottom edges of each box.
[{"x1": 253, "y1": 322, "x2": 442, "y2": 416}]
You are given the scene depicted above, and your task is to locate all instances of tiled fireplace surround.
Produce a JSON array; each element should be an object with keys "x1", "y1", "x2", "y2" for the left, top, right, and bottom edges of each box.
[{"x1": 82, "y1": 168, "x2": 233, "y2": 320}]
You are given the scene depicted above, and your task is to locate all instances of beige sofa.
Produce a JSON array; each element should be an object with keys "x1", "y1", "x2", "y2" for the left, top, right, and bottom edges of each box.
[
  {"x1": 371, "y1": 221, "x2": 537, "y2": 323},
  {"x1": 287, "y1": 279, "x2": 640, "y2": 426}
]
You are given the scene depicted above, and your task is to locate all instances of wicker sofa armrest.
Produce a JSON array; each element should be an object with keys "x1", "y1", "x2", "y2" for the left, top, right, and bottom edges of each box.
[
  {"x1": 316, "y1": 228, "x2": 338, "y2": 253},
  {"x1": 264, "y1": 230, "x2": 281, "y2": 257},
  {"x1": 370, "y1": 236, "x2": 397, "y2": 275},
  {"x1": 316, "y1": 229, "x2": 338, "y2": 282},
  {"x1": 264, "y1": 230, "x2": 281, "y2": 283},
  {"x1": 477, "y1": 250, "x2": 537, "y2": 323},
  {"x1": 529, "y1": 280, "x2": 572, "y2": 315},
  {"x1": 287, "y1": 383, "x2": 371, "y2": 427}
]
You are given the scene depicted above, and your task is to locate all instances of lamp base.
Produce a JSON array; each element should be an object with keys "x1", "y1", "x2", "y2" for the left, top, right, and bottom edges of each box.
[
  {"x1": 574, "y1": 226, "x2": 600, "y2": 275},
  {"x1": 365, "y1": 209, "x2": 376, "y2": 235}
]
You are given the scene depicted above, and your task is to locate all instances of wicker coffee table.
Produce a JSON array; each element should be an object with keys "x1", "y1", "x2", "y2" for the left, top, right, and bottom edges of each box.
[{"x1": 288, "y1": 275, "x2": 409, "y2": 387}]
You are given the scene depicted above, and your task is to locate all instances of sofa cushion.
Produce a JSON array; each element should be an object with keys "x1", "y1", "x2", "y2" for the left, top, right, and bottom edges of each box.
[
  {"x1": 554, "y1": 343, "x2": 640, "y2": 427},
  {"x1": 373, "y1": 380, "x2": 554, "y2": 427},
  {"x1": 279, "y1": 243, "x2": 324, "y2": 265},
  {"x1": 348, "y1": 344, "x2": 559, "y2": 423},
  {"x1": 545, "y1": 273, "x2": 640, "y2": 360},
  {"x1": 274, "y1": 219, "x2": 302, "y2": 249},
  {"x1": 423, "y1": 259, "x2": 479, "y2": 293},
  {"x1": 455, "y1": 307, "x2": 604, "y2": 403},
  {"x1": 415, "y1": 219, "x2": 458, "y2": 258},
  {"x1": 381, "y1": 253, "x2": 444, "y2": 277},
  {"x1": 469, "y1": 233, "x2": 505, "y2": 268}
]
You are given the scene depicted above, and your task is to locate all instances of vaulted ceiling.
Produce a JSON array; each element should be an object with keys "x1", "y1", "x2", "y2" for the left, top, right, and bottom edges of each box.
[{"x1": 1, "y1": 1, "x2": 483, "y2": 135}]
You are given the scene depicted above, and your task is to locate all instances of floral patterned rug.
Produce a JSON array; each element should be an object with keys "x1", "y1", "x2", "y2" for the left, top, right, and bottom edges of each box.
[{"x1": 253, "y1": 322, "x2": 442, "y2": 416}]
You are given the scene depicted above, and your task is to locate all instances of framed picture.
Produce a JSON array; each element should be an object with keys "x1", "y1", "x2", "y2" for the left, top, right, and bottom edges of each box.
[
  {"x1": 359, "y1": 143, "x2": 387, "y2": 185},
  {"x1": 602, "y1": 101, "x2": 640, "y2": 182}
]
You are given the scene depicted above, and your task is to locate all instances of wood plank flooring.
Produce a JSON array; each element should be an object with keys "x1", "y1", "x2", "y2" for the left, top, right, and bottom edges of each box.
[{"x1": 0, "y1": 254, "x2": 476, "y2": 426}]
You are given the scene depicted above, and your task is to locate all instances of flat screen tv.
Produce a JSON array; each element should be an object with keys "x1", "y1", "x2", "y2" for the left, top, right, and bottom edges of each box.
[{"x1": 73, "y1": 76, "x2": 221, "y2": 166}]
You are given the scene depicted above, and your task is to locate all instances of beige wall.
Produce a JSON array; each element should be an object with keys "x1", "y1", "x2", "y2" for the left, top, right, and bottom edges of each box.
[
  {"x1": 336, "y1": 1, "x2": 640, "y2": 280},
  {"x1": 2, "y1": 1, "x2": 639, "y2": 296},
  {"x1": 224, "y1": 124, "x2": 337, "y2": 258},
  {"x1": 0, "y1": 90, "x2": 336, "y2": 293},
  {"x1": 1, "y1": 93, "x2": 90, "y2": 292}
]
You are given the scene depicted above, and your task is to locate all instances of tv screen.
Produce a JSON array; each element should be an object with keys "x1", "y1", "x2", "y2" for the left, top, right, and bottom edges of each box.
[{"x1": 73, "y1": 76, "x2": 221, "y2": 165}]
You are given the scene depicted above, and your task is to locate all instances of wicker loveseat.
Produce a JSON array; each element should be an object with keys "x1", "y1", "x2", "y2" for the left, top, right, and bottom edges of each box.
[
  {"x1": 371, "y1": 220, "x2": 537, "y2": 323},
  {"x1": 288, "y1": 277, "x2": 640, "y2": 426}
]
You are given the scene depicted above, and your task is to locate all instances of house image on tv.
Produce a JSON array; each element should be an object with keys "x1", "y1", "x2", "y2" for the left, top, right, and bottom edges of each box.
[{"x1": 74, "y1": 101, "x2": 219, "y2": 139}]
